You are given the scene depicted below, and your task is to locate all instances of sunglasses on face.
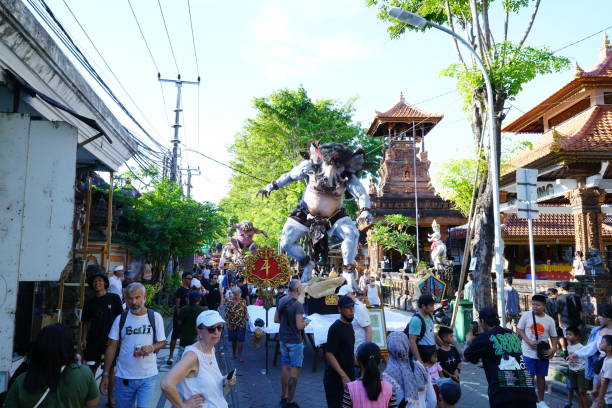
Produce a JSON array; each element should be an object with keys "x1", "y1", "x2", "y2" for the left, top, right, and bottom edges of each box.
[{"x1": 198, "y1": 324, "x2": 224, "y2": 333}]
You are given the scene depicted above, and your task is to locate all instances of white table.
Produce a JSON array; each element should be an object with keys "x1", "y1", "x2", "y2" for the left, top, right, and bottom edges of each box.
[{"x1": 247, "y1": 305, "x2": 410, "y2": 346}]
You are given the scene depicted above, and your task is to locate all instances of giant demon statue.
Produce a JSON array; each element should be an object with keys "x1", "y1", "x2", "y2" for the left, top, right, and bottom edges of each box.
[{"x1": 257, "y1": 141, "x2": 372, "y2": 285}]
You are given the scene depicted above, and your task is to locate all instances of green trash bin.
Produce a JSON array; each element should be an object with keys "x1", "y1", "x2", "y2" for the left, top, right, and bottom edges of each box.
[{"x1": 451, "y1": 299, "x2": 473, "y2": 342}]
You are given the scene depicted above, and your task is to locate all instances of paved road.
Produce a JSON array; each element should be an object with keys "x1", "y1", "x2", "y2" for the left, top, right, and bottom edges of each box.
[{"x1": 92, "y1": 314, "x2": 577, "y2": 408}]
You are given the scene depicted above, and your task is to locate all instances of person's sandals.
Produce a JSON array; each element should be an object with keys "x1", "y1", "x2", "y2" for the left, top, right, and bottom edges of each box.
[{"x1": 166, "y1": 358, "x2": 173, "y2": 365}]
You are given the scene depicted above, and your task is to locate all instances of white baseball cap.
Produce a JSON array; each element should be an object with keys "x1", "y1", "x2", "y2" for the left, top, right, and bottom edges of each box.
[
  {"x1": 338, "y1": 284, "x2": 353, "y2": 296},
  {"x1": 196, "y1": 310, "x2": 225, "y2": 327},
  {"x1": 113, "y1": 265, "x2": 124, "y2": 272},
  {"x1": 190, "y1": 279, "x2": 202, "y2": 289}
]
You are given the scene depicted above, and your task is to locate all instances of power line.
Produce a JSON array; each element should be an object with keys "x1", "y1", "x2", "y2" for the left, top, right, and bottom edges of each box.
[
  {"x1": 186, "y1": 0, "x2": 200, "y2": 76},
  {"x1": 186, "y1": 0, "x2": 202, "y2": 151},
  {"x1": 553, "y1": 25, "x2": 612, "y2": 54},
  {"x1": 126, "y1": 0, "x2": 160, "y2": 74},
  {"x1": 30, "y1": 0, "x2": 166, "y2": 156},
  {"x1": 59, "y1": 0, "x2": 165, "y2": 144},
  {"x1": 125, "y1": 0, "x2": 172, "y2": 138},
  {"x1": 157, "y1": 0, "x2": 180, "y2": 75}
]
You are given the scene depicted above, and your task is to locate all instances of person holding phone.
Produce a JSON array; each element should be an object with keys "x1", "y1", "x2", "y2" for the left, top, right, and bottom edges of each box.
[{"x1": 161, "y1": 310, "x2": 236, "y2": 408}]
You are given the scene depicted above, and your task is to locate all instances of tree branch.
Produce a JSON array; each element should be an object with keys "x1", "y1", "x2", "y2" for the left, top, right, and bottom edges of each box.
[
  {"x1": 517, "y1": 0, "x2": 542, "y2": 49},
  {"x1": 445, "y1": 0, "x2": 468, "y2": 69},
  {"x1": 481, "y1": 0, "x2": 492, "y2": 50},
  {"x1": 469, "y1": 0, "x2": 490, "y2": 67},
  {"x1": 503, "y1": 5, "x2": 509, "y2": 43}
]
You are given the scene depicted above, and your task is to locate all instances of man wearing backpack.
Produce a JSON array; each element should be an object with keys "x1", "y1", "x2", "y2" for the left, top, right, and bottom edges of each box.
[
  {"x1": 100, "y1": 282, "x2": 166, "y2": 408},
  {"x1": 405, "y1": 294, "x2": 443, "y2": 363},
  {"x1": 556, "y1": 281, "x2": 583, "y2": 354}
]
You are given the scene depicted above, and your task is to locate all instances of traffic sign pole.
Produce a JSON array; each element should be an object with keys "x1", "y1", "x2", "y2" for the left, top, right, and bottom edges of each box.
[{"x1": 527, "y1": 218, "x2": 536, "y2": 295}]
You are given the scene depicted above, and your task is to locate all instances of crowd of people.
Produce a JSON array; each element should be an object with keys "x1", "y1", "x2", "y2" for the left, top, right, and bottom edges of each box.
[{"x1": 2, "y1": 260, "x2": 611, "y2": 408}]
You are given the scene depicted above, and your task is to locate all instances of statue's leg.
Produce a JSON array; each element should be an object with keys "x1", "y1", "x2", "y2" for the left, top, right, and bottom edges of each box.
[
  {"x1": 280, "y1": 218, "x2": 313, "y2": 282},
  {"x1": 330, "y1": 217, "x2": 360, "y2": 291}
]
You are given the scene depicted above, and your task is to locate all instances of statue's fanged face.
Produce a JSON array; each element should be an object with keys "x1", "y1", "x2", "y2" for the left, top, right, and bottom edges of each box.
[{"x1": 308, "y1": 141, "x2": 363, "y2": 191}]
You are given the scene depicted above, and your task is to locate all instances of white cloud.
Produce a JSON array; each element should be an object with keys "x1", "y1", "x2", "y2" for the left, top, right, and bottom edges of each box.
[{"x1": 244, "y1": 4, "x2": 372, "y2": 80}]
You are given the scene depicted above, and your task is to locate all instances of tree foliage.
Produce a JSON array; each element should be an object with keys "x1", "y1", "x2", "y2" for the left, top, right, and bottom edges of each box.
[
  {"x1": 116, "y1": 180, "x2": 226, "y2": 270},
  {"x1": 431, "y1": 136, "x2": 531, "y2": 216},
  {"x1": 367, "y1": 214, "x2": 416, "y2": 256},
  {"x1": 221, "y1": 87, "x2": 383, "y2": 246}
]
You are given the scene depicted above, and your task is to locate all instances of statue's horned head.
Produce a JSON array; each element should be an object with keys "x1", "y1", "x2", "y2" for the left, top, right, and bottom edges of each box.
[{"x1": 308, "y1": 140, "x2": 366, "y2": 189}]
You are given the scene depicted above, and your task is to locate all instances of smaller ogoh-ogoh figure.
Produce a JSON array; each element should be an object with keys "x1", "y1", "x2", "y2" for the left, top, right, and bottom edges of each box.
[
  {"x1": 219, "y1": 221, "x2": 267, "y2": 269},
  {"x1": 257, "y1": 140, "x2": 372, "y2": 288}
]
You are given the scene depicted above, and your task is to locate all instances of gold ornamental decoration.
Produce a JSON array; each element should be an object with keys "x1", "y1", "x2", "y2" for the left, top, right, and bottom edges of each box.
[{"x1": 243, "y1": 246, "x2": 292, "y2": 288}]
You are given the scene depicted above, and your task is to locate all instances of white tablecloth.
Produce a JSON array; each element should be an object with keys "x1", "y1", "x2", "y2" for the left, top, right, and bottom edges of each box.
[
  {"x1": 308, "y1": 309, "x2": 409, "y2": 346},
  {"x1": 247, "y1": 305, "x2": 317, "y2": 335},
  {"x1": 246, "y1": 305, "x2": 409, "y2": 345}
]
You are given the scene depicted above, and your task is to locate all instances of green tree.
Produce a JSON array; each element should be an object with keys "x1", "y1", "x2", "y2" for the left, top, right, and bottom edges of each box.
[
  {"x1": 367, "y1": 214, "x2": 416, "y2": 256},
  {"x1": 432, "y1": 136, "x2": 532, "y2": 216},
  {"x1": 221, "y1": 87, "x2": 383, "y2": 246},
  {"x1": 117, "y1": 180, "x2": 226, "y2": 279},
  {"x1": 367, "y1": 0, "x2": 570, "y2": 310}
]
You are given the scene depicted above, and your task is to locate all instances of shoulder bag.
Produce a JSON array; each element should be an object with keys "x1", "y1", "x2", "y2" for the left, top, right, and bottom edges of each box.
[{"x1": 533, "y1": 312, "x2": 551, "y2": 360}]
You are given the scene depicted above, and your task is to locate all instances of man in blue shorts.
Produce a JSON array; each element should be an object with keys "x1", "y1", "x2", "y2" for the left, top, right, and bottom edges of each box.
[
  {"x1": 517, "y1": 294, "x2": 558, "y2": 408},
  {"x1": 274, "y1": 279, "x2": 309, "y2": 408}
]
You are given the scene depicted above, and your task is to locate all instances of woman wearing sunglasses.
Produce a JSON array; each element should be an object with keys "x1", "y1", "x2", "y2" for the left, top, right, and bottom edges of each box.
[{"x1": 161, "y1": 310, "x2": 236, "y2": 407}]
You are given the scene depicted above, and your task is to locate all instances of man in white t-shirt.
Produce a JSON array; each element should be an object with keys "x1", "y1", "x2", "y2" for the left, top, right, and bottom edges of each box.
[
  {"x1": 100, "y1": 282, "x2": 166, "y2": 408},
  {"x1": 338, "y1": 284, "x2": 372, "y2": 354},
  {"x1": 109, "y1": 265, "x2": 125, "y2": 302},
  {"x1": 517, "y1": 294, "x2": 558, "y2": 408}
]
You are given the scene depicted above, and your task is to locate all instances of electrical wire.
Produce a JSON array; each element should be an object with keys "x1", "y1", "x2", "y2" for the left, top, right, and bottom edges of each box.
[
  {"x1": 60, "y1": 0, "x2": 165, "y2": 143},
  {"x1": 126, "y1": 0, "x2": 160, "y2": 74},
  {"x1": 186, "y1": 0, "x2": 200, "y2": 76},
  {"x1": 157, "y1": 0, "x2": 180, "y2": 75},
  {"x1": 30, "y1": 0, "x2": 167, "y2": 157},
  {"x1": 126, "y1": 0, "x2": 172, "y2": 138},
  {"x1": 553, "y1": 25, "x2": 612, "y2": 54},
  {"x1": 186, "y1": 0, "x2": 202, "y2": 151}
]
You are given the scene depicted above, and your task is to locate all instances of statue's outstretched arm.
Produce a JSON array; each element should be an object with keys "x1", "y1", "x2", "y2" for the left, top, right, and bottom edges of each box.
[
  {"x1": 256, "y1": 160, "x2": 311, "y2": 199},
  {"x1": 346, "y1": 175, "x2": 373, "y2": 224}
]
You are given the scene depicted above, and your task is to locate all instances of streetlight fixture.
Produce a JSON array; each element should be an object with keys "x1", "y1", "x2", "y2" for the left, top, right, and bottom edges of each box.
[{"x1": 389, "y1": 7, "x2": 506, "y2": 325}]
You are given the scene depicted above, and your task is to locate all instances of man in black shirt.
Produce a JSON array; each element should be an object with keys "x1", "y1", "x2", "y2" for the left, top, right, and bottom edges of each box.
[
  {"x1": 81, "y1": 273, "x2": 123, "y2": 405},
  {"x1": 204, "y1": 274, "x2": 223, "y2": 311},
  {"x1": 464, "y1": 307, "x2": 537, "y2": 408},
  {"x1": 324, "y1": 295, "x2": 356, "y2": 408},
  {"x1": 81, "y1": 273, "x2": 123, "y2": 368},
  {"x1": 167, "y1": 271, "x2": 192, "y2": 365}
]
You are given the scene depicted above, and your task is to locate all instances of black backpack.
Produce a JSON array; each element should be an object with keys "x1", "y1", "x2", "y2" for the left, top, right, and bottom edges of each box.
[
  {"x1": 403, "y1": 313, "x2": 427, "y2": 342},
  {"x1": 118, "y1": 309, "x2": 158, "y2": 351}
]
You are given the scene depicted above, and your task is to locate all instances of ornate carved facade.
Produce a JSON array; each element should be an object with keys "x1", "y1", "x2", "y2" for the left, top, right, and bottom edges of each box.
[{"x1": 567, "y1": 188, "x2": 606, "y2": 255}]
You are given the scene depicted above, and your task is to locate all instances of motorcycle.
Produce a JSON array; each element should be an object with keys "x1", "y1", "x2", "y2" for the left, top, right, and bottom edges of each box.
[{"x1": 433, "y1": 302, "x2": 451, "y2": 326}]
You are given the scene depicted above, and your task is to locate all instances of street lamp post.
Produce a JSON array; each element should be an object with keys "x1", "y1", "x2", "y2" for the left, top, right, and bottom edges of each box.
[{"x1": 389, "y1": 8, "x2": 506, "y2": 326}]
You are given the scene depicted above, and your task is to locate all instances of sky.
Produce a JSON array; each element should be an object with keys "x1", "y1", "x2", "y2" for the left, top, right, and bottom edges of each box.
[{"x1": 29, "y1": 0, "x2": 612, "y2": 203}]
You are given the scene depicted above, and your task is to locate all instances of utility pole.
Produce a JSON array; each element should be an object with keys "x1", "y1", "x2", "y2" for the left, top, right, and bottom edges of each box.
[
  {"x1": 180, "y1": 165, "x2": 201, "y2": 197},
  {"x1": 159, "y1": 74, "x2": 200, "y2": 182}
]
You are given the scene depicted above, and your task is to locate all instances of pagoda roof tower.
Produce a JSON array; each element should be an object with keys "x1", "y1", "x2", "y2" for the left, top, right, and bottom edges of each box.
[{"x1": 366, "y1": 93, "x2": 465, "y2": 227}]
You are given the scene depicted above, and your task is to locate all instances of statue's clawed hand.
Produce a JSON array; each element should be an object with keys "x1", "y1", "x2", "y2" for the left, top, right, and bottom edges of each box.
[
  {"x1": 357, "y1": 210, "x2": 373, "y2": 225},
  {"x1": 256, "y1": 188, "x2": 271, "y2": 199}
]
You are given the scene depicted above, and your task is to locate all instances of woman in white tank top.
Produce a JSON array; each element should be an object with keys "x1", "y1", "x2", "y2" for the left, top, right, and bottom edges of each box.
[{"x1": 161, "y1": 310, "x2": 236, "y2": 408}]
